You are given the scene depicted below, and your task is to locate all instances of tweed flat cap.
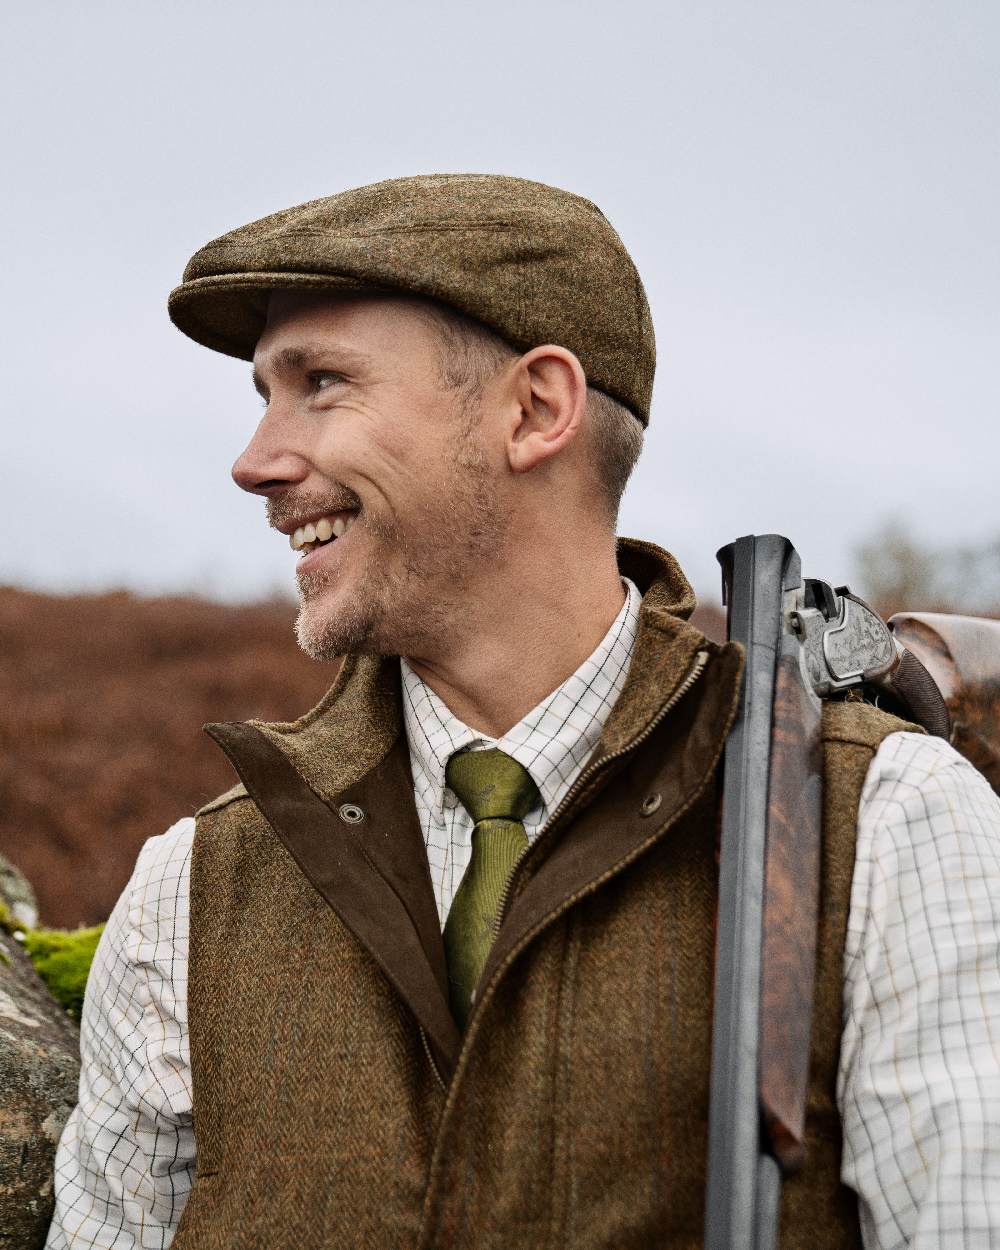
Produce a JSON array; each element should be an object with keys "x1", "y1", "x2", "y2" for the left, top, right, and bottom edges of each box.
[{"x1": 168, "y1": 173, "x2": 655, "y2": 424}]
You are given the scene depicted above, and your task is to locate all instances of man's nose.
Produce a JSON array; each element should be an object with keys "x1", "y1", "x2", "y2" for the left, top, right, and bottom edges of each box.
[{"x1": 231, "y1": 412, "x2": 309, "y2": 496}]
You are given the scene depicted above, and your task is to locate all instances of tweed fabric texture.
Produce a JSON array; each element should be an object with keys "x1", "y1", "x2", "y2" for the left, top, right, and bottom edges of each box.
[
  {"x1": 167, "y1": 173, "x2": 656, "y2": 423},
  {"x1": 167, "y1": 542, "x2": 916, "y2": 1250},
  {"x1": 176, "y1": 798, "x2": 445, "y2": 1250},
  {"x1": 176, "y1": 637, "x2": 744, "y2": 1248}
]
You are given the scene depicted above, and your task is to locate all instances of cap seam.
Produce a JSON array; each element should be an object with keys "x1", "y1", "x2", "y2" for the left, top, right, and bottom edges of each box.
[
  {"x1": 632, "y1": 265, "x2": 645, "y2": 401},
  {"x1": 197, "y1": 220, "x2": 607, "y2": 252}
]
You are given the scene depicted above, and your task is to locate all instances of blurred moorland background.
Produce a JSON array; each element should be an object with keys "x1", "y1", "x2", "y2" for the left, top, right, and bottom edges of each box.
[{"x1": 2, "y1": 2, "x2": 997, "y2": 927}]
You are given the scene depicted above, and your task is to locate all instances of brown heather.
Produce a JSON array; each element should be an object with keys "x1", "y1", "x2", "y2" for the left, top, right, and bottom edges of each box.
[
  {"x1": 0, "y1": 580, "x2": 719, "y2": 932},
  {"x1": 0, "y1": 586, "x2": 338, "y2": 928}
]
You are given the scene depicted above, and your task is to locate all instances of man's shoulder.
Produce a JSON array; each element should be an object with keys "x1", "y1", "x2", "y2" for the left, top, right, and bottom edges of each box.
[
  {"x1": 134, "y1": 816, "x2": 197, "y2": 880},
  {"x1": 820, "y1": 703, "x2": 925, "y2": 838},
  {"x1": 824, "y1": 699, "x2": 1000, "y2": 828},
  {"x1": 95, "y1": 818, "x2": 195, "y2": 978},
  {"x1": 196, "y1": 781, "x2": 250, "y2": 818},
  {"x1": 822, "y1": 698, "x2": 922, "y2": 751},
  {"x1": 864, "y1": 728, "x2": 998, "y2": 818}
]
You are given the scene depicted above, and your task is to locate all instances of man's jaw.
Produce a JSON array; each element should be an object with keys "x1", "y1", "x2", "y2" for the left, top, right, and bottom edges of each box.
[{"x1": 293, "y1": 552, "x2": 380, "y2": 660}]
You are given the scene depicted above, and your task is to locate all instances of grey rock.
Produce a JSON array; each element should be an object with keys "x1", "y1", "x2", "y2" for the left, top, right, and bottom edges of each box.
[
  {"x1": 0, "y1": 856, "x2": 38, "y2": 931},
  {"x1": 0, "y1": 871, "x2": 80, "y2": 1249}
]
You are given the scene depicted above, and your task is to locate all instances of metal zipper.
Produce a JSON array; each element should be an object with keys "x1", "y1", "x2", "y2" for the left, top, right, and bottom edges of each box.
[
  {"x1": 428, "y1": 647, "x2": 712, "y2": 1083},
  {"x1": 419, "y1": 1025, "x2": 447, "y2": 1093},
  {"x1": 491, "y1": 647, "x2": 711, "y2": 939},
  {"x1": 418, "y1": 646, "x2": 719, "y2": 1230}
]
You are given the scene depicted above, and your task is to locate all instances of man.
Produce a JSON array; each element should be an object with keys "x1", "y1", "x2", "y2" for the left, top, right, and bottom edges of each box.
[{"x1": 47, "y1": 175, "x2": 1000, "y2": 1249}]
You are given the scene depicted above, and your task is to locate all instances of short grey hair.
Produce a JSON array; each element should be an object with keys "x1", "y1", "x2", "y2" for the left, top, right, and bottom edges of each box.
[{"x1": 417, "y1": 299, "x2": 644, "y2": 521}]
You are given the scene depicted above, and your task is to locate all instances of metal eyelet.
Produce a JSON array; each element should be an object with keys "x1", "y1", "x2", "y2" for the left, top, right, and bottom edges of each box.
[
  {"x1": 338, "y1": 802, "x2": 366, "y2": 825},
  {"x1": 640, "y1": 793, "x2": 662, "y2": 817}
]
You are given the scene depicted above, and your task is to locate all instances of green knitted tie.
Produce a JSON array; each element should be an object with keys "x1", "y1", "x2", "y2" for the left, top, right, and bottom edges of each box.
[{"x1": 443, "y1": 748, "x2": 540, "y2": 1030}]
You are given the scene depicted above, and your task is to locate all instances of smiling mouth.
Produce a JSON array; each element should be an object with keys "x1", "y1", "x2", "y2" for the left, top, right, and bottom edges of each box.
[{"x1": 289, "y1": 510, "x2": 359, "y2": 556}]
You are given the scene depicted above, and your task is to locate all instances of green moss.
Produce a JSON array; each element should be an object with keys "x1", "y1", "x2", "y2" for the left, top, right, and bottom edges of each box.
[
  {"x1": 0, "y1": 895, "x2": 105, "y2": 1017},
  {"x1": 22, "y1": 925, "x2": 105, "y2": 1021}
]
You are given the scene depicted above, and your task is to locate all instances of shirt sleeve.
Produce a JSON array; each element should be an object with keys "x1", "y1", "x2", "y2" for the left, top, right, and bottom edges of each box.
[
  {"x1": 46, "y1": 818, "x2": 196, "y2": 1249},
  {"x1": 839, "y1": 732, "x2": 1000, "y2": 1249}
]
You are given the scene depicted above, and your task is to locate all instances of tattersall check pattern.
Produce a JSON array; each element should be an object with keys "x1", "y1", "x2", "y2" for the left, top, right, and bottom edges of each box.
[
  {"x1": 46, "y1": 619, "x2": 1000, "y2": 1248},
  {"x1": 400, "y1": 578, "x2": 642, "y2": 927},
  {"x1": 840, "y1": 734, "x2": 1000, "y2": 1247}
]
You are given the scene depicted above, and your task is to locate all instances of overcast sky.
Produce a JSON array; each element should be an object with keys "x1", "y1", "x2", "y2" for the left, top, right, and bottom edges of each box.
[{"x1": 2, "y1": 1, "x2": 996, "y2": 605}]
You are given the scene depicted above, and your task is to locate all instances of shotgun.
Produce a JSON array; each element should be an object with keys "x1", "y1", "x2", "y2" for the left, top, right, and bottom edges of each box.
[{"x1": 704, "y1": 534, "x2": 949, "y2": 1250}]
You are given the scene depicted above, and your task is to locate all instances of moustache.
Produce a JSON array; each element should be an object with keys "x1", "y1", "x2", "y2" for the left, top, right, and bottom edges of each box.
[{"x1": 266, "y1": 489, "x2": 362, "y2": 532}]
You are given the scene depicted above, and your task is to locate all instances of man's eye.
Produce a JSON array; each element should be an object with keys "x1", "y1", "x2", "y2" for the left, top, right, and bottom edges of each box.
[{"x1": 311, "y1": 372, "x2": 346, "y2": 391}]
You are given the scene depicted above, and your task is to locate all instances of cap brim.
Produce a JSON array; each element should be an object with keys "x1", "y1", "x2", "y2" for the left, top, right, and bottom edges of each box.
[{"x1": 167, "y1": 272, "x2": 388, "y2": 360}]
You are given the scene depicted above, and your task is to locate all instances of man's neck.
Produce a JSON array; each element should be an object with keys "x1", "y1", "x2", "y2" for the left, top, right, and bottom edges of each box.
[{"x1": 404, "y1": 549, "x2": 627, "y2": 739}]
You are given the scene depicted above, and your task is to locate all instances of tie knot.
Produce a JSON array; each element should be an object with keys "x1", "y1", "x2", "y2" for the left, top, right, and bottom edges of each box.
[{"x1": 445, "y1": 748, "x2": 540, "y2": 825}]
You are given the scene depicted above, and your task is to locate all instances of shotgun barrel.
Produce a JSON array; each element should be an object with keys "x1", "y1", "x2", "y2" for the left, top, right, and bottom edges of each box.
[
  {"x1": 705, "y1": 535, "x2": 825, "y2": 1250},
  {"x1": 704, "y1": 539, "x2": 962, "y2": 1248}
]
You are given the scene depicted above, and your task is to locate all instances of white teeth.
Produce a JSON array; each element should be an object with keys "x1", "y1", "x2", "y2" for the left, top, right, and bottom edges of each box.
[{"x1": 288, "y1": 511, "x2": 357, "y2": 552}]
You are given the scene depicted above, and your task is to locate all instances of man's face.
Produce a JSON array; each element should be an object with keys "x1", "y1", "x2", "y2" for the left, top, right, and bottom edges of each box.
[{"x1": 235, "y1": 292, "x2": 510, "y2": 660}]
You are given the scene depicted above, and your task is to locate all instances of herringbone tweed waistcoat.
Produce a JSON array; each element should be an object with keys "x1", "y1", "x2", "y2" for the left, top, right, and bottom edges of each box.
[{"x1": 172, "y1": 540, "x2": 917, "y2": 1250}]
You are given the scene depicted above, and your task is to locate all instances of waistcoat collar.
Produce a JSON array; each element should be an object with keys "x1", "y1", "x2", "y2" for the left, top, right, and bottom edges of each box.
[
  {"x1": 203, "y1": 538, "x2": 737, "y2": 1075},
  {"x1": 210, "y1": 537, "x2": 698, "y2": 805}
]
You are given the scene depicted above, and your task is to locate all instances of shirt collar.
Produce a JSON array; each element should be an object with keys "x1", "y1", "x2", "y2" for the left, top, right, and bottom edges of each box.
[{"x1": 401, "y1": 577, "x2": 642, "y2": 823}]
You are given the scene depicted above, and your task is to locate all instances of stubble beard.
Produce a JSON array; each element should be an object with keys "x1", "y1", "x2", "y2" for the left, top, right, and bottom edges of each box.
[{"x1": 293, "y1": 415, "x2": 509, "y2": 662}]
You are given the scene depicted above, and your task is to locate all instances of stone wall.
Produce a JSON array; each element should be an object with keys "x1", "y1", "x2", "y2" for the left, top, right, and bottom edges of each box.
[{"x1": 0, "y1": 859, "x2": 80, "y2": 1250}]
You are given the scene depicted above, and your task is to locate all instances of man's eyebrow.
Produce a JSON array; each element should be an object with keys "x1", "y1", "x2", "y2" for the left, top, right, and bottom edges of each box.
[{"x1": 251, "y1": 343, "x2": 373, "y2": 396}]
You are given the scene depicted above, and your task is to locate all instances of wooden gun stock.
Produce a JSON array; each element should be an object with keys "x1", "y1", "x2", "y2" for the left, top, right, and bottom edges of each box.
[
  {"x1": 758, "y1": 650, "x2": 823, "y2": 1175},
  {"x1": 889, "y1": 612, "x2": 1000, "y2": 794}
]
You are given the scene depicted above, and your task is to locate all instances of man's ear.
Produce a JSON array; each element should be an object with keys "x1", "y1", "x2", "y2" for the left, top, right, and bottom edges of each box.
[{"x1": 506, "y1": 345, "x2": 587, "y2": 474}]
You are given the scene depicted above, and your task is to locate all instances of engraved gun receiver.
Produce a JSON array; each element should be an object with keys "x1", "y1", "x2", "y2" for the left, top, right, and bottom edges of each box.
[{"x1": 789, "y1": 580, "x2": 950, "y2": 738}]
